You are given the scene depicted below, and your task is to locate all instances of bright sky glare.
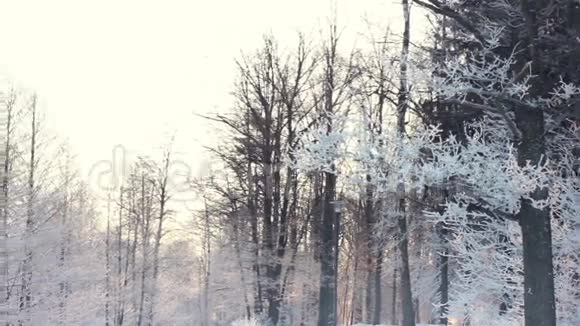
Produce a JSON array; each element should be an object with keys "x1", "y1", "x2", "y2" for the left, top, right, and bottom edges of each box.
[{"x1": 0, "y1": 0, "x2": 427, "y2": 185}]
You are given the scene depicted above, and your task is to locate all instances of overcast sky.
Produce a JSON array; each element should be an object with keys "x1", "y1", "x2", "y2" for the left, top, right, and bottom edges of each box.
[{"x1": 0, "y1": 0, "x2": 427, "y2": 191}]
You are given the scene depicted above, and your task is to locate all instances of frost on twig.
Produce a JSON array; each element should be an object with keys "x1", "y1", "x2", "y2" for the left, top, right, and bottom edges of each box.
[{"x1": 288, "y1": 111, "x2": 348, "y2": 174}]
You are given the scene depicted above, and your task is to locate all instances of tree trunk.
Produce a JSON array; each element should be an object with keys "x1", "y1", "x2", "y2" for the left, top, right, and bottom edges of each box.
[
  {"x1": 20, "y1": 96, "x2": 37, "y2": 325},
  {"x1": 516, "y1": 1, "x2": 557, "y2": 325},
  {"x1": 363, "y1": 179, "x2": 374, "y2": 323},
  {"x1": 116, "y1": 187, "x2": 126, "y2": 326},
  {"x1": 147, "y1": 152, "x2": 171, "y2": 326},
  {"x1": 398, "y1": 205, "x2": 415, "y2": 326},
  {"x1": 58, "y1": 165, "x2": 70, "y2": 324},
  {"x1": 397, "y1": 1, "x2": 415, "y2": 325},
  {"x1": 137, "y1": 174, "x2": 150, "y2": 326},
  {"x1": 317, "y1": 172, "x2": 337, "y2": 326},
  {"x1": 105, "y1": 194, "x2": 112, "y2": 326},
  {"x1": 318, "y1": 25, "x2": 341, "y2": 326},
  {"x1": 233, "y1": 213, "x2": 251, "y2": 321},
  {"x1": 0, "y1": 93, "x2": 14, "y2": 323},
  {"x1": 437, "y1": 224, "x2": 449, "y2": 326},
  {"x1": 515, "y1": 107, "x2": 556, "y2": 326},
  {"x1": 391, "y1": 254, "x2": 397, "y2": 326},
  {"x1": 372, "y1": 249, "x2": 382, "y2": 324}
]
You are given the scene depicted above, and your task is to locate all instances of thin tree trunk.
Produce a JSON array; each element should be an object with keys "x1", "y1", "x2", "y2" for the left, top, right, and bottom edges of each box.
[
  {"x1": 396, "y1": 1, "x2": 415, "y2": 325},
  {"x1": 201, "y1": 198, "x2": 212, "y2": 326},
  {"x1": 349, "y1": 252, "x2": 361, "y2": 325},
  {"x1": 105, "y1": 194, "x2": 112, "y2": 326},
  {"x1": 364, "y1": 264, "x2": 373, "y2": 322},
  {"x1": 364, "y1": 181, "x2": 374, "y2": 323},
  {"x1": 116, "y1": 187, "x2": 125, "y2": 326},
  {"x1": 397, "y1": 203, "x2": 415, "y2": 326},
  {"x1": 0, "y1": 92, "x2": 14, "y2": 323},
  {"x1": 58, "y1": 164, "x2": 70, "y2": 325},
  {"x1": 243, "y1": 105, "x2": 264, "y2": 316},
  {"x1": 438, "y1": 224, "x2": 449, "y2": 326},
  {"x1": 147, "y1": 151, "x2": 171, "y2": 326},
  {"x1": 233, "y1": 214, "x2": 251, "y2": 321},
  {"x1": 20, "y1": 96, "x2": 37, "y2": 326},
  {"x1": 391, "y1": 253, "x2": 397, "y2": 326},
  {"x1": 318, "y1": 172, "x2": 337, "y2": 326},
  {"x1": 372, "y1": 249, "x2": 383, "y2": 324},
  {"x1": 137, "y1": 175, "x2": 151, "y2": 326}
]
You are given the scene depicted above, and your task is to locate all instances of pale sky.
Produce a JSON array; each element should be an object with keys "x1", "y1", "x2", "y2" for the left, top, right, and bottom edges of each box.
[{"x1": 0, "y1": 0, "x2": 427, "y2": 193}]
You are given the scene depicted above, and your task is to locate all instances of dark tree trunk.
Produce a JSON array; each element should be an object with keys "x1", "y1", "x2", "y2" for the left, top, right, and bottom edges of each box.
[
  {"x1": 372, "y1": 249, "x2": 383, "y2": 324},
  {"x1": 0, "y1": 94, "x2": 13, "y2": 322},
  {"x1": 397, "y1": 1, "x2": 415, "y2": 325},
  {"x1": 391, "y1": 252, "x2": 397, "y2": 326},
  {"x1": 364, "y1": 180, "x2": 374, "y2": 323},
  {"x1": 515, "y1": 105, "x2": 556, "y2": 326},
  {"x1": 317, "y1": 172, "x2": 337, "y2": 326},
  {"x1": 364, "y1": 265, "x2": 373, "y2": 322},
  {"x1": 515, "y1": 1, "x2": 557, "y2": 325},
  {"x1": 398, "y1": 202, "x2": 415, "y2": 326},
  {"x1": 437, "y1": 223, "x2": 449, "y2": 326}
]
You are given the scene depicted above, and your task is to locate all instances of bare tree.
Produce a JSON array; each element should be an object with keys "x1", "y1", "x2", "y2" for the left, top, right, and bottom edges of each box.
[
  {"x1": 19, "y1": 95, "x2": 37, "y2": 325},
  {"x1": 396, "y1": 1, "x2": 415, "y2": 325},
  {"x1": 0, "y1": 90, "x2": 16, "y2": 323}
]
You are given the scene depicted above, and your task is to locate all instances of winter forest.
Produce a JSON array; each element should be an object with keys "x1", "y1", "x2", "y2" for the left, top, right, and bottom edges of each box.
[{"x1": 1, "y1": 0, "x2": 580, "y2": 326}]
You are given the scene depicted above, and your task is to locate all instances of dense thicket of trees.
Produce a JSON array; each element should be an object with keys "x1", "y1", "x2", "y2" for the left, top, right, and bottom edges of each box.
[{"x1": 1, "y1": 1, "x2": 580, "y2": 326}]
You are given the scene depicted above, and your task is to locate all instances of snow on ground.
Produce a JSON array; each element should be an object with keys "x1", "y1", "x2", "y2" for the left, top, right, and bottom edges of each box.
[
  {"x1": 351, "y1": 324, "x2": 439, "y2": 326},
  {"x1": 230, "y1": 322, "x2": 439, "y2": 326}
]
